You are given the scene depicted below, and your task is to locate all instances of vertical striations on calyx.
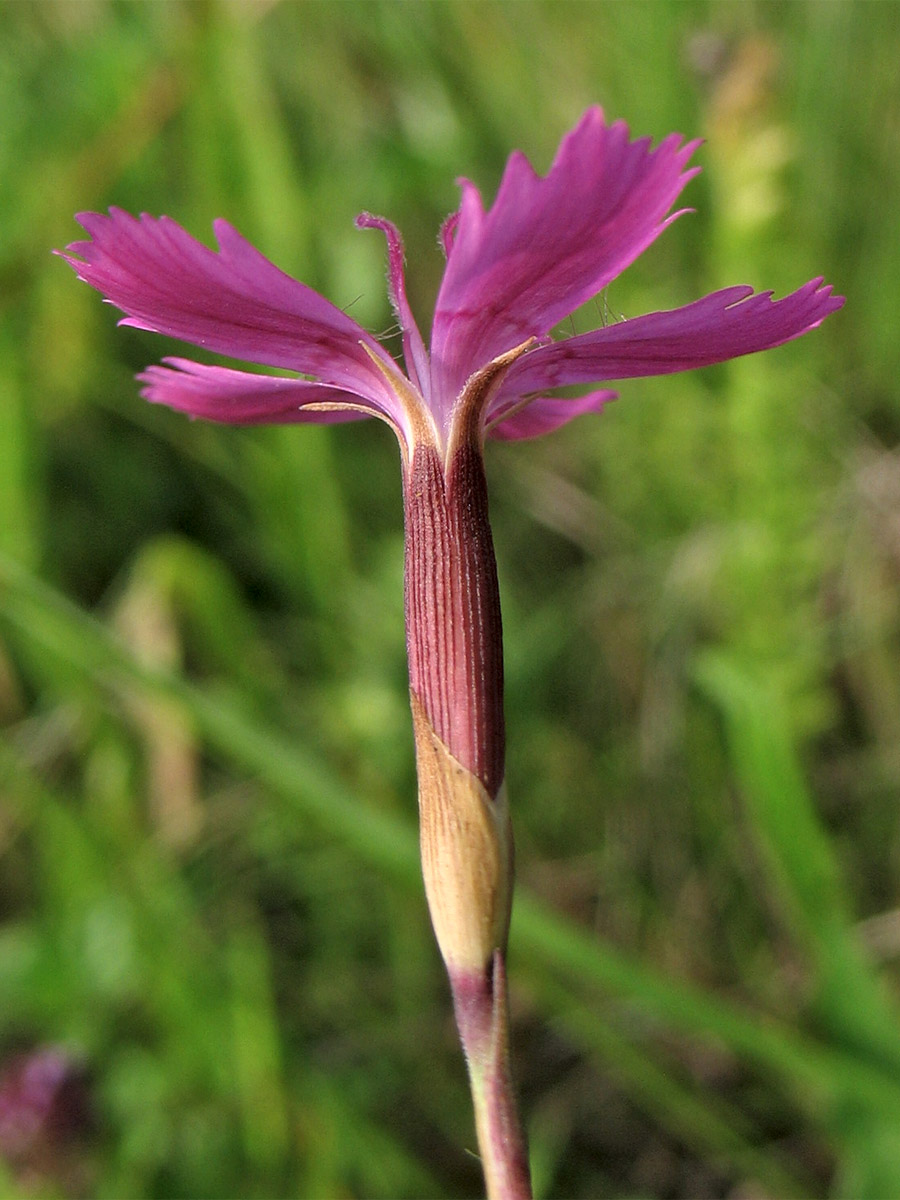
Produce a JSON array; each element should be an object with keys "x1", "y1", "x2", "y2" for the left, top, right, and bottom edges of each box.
[{"x1": 403, "y1": 438, "x2": 505, "y2": 800}]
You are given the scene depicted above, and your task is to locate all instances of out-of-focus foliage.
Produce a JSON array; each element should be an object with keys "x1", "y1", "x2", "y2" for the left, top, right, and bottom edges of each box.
[{"x1": 2, "y1": 2, "x2": 899, "y2": 1197}]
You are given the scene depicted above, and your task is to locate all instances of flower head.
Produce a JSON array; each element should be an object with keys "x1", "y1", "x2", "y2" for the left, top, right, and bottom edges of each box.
[{"x1": 59, "y1": 106, "x2": 842, "y2": 462}]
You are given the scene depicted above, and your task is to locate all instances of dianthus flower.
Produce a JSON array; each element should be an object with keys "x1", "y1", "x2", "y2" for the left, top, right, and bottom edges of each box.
[{"x1": 60, "y1": 107, "x2": 843, "y2": 1199}]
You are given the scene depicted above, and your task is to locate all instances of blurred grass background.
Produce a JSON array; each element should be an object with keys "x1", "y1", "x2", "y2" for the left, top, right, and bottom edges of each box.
[{"x1": 1, "y1": 1, "x2": 899, "y2": 1196}]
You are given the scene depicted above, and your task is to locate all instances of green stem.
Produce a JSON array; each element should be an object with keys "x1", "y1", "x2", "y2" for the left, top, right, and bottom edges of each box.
[{"x1": 451, "y1": 952, "x2": 532, "y2": 1200}]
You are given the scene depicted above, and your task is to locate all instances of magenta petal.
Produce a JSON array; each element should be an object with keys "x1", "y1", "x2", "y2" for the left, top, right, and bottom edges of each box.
[
  {"x1": 487, "y1": 389, "x2": 617, "y2": 441},
  {"x1": 429, "y1": 107, "x2": 701, "y2": 417},
  {"x1": 139, "y1": 358, "x2": 377, "y2": 425},
  {"x1": 60, "y1": 209, "x2": 399, "y2": 404},
  {"x1": 504, "y1": 280, "x2": 846, "y2": 393},
  {"x1": 355, "y1": 213, "x2": 430, "y2": 398}
]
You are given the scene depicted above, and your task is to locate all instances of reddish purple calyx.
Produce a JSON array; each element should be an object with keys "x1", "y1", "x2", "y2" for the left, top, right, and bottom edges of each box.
[{"x1": 404, "y1": 436, "x2": 505, "y2": 799}]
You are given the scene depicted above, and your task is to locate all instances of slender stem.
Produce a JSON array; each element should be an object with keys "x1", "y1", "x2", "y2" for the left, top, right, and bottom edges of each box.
[
  {"x1": 401, "y1": 347, "x2": 536, "y2": 1197},
  {"x1": 452, "y1": 952, "x2": 532, "y2": 1200}
]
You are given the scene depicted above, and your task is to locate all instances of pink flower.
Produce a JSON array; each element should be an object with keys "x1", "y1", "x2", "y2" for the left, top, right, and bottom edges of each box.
[
  {"x1": 59, "y1": 106, "x2": 841, "y2": 452},
  {"x1": 60, "y1": 107, "x2": 843, "y2": 1200},
  {"x1": 0, "y1": 1046, "x2": 90, "y2": 1180}
]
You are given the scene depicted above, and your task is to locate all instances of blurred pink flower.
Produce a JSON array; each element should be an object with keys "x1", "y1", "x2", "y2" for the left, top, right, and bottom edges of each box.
[{"x1": 0, "y1": 1046, "x2": 90, "y2": 1180}]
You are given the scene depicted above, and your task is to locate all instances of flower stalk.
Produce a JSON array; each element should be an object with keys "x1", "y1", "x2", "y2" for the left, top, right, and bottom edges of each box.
[
  {"x1": 453, "y1": 952, "x2": 531, "y2": 1200},
  {"x1": 404, "y1": 346, "x2": 532, "y2": 1196}
]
